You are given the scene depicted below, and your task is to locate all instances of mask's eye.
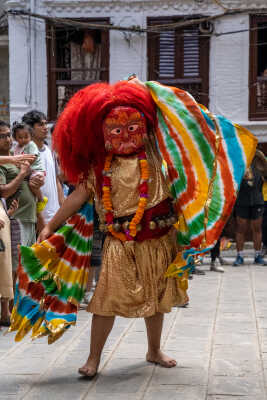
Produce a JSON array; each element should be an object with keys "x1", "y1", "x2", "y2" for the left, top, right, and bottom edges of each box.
[
  {"x1": 110, "y1": 127, "x2": 122, "y2": 135},
  {"x1": 128, "y1": 124, "x2": 139, "y2": 133}
]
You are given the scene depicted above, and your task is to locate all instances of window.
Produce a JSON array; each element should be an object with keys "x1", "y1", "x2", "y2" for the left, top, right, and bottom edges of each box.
[
  {"x1": 249, "y1": 15, "x2": 267, "y2": 120},
  {"x1": 147, "y1": 17, "x2": 210, "y2": 107},
  {"x1": 47, "y1": 20, "x2": 109, "y2": 121}
]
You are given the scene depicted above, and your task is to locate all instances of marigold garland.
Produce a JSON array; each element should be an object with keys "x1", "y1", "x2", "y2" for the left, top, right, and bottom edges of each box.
[{"x1": 102, "y1": 150, "x2": 149, "y2": 241}]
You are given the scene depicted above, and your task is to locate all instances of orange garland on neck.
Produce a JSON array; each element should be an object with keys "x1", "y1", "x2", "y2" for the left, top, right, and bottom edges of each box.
[{"x1": 102, "y1": 150, "x2": 149, "y2": 241}]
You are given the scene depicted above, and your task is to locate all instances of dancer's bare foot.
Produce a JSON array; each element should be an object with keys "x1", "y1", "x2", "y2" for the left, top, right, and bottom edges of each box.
[
  {"x1": 78, "y1": 357, "x2": 100, "y2": 378},
  {"x1": 146, "y1": 350, "x2": 177, "y2": 368}
]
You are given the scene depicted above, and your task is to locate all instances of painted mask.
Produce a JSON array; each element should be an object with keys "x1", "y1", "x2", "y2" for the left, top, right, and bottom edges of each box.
[{"x1": 103, "y1": 106, "x2": 147, "y2": 155}]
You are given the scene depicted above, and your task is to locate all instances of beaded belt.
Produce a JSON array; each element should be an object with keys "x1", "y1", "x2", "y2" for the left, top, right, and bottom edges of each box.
[{"x1": 100, "y1": 198, "x2": 177, "y2": 242}]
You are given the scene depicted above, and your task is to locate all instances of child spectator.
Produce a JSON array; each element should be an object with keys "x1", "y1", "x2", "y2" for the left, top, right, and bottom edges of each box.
[{"x1": 12, "y1": 121, "x2": 47, "y2": 213}]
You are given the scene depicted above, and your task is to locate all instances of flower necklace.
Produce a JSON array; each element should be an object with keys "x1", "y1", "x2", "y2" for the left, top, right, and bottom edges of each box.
[{"x1": 102, "y1": 149, "x2": 149, "y2": 241}]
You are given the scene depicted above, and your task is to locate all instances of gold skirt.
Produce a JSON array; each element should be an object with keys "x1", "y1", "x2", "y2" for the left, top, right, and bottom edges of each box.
[{"x1": 87, "y1": 228, "x2": 188, "y2": 318}]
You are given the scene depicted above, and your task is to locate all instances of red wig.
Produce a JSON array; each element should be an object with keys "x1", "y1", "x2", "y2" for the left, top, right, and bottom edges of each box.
[{"x1": 52, "y1": 81, "x2": 156, "y2": 192}]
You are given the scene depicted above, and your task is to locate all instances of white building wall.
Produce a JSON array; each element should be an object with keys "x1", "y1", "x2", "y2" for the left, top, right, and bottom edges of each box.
[
  {"x1": 5, "y1": 0, "x2": 267, "y2": 143},
  {"x1": 8, "y1": 13, "x2": 31, "y2": 122},
  {"x1": 0, "y1": 36, "x2": 10, "y2": 122},
  {"x1": 210, "y1": 14, "x2": 250, "y2": 121}
]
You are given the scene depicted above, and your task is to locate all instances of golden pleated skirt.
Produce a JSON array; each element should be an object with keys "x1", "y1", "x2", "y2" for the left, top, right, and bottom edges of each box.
[{"x1": 87, "y1": 228, "x2": 188, "y2": 318}]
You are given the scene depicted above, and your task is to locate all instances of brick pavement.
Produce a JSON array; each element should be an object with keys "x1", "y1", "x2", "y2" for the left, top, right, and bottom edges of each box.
[{"x1": 1, "y1": 251, "x2": 267, "y2": 400}]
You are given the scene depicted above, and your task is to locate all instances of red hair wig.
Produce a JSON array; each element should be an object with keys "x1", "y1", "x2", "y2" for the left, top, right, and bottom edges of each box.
[{"x1": 52, "y1": 81, "x2": 156, "y2": 192}]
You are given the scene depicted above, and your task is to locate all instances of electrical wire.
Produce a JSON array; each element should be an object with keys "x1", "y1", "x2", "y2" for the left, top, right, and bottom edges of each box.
[
  {"x1": 6, "y1": 7, "x2": 267, "y2": 36},
  {"x1": 211, "y1": 0, "x2": 229, "y2": 12},
  {"x1": 7, "y1": 12, "x2": 267, "y2": 45}
]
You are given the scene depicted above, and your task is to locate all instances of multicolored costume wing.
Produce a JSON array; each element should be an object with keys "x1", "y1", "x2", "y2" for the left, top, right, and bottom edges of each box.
[
  {"x1": 146, "y1": 82, "x2": 257, "y2": 275},
  {"x1": 9, "y1": 201, "x2": 94, "y2": 344}
]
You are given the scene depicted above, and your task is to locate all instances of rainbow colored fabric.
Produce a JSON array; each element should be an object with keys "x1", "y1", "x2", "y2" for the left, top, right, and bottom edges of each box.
[
  {"x1": 146, "y1": 82, "x2": 257, "y2": 275},
  {"x1": 9, "y1": 201, "x2": 94, "y2": 344}
]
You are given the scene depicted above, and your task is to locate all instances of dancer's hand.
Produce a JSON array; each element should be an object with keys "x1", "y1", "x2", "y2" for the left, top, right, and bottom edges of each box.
[{"x1": 37, "y1": 225, "x2": 53, "y2": 243}]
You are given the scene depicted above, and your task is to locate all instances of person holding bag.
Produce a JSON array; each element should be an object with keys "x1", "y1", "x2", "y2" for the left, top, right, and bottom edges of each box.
[{"x1": 0, "y1": 199, "x2": 13, "y2": 326}]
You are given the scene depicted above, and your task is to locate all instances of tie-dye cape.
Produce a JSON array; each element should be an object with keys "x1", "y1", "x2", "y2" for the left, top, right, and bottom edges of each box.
[
  {"x1": 146, "y1": 82, "x2": 257, "y2": 276},
  {"x1": 9, "y1": 201, "x2": 94, "y2": 344}
]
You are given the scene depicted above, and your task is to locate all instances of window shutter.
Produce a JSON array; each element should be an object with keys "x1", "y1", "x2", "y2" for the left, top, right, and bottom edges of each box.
[
  {"x1": 249, "y1": 15, "x2": 267, "y2": 120},
  {"x1": 183, "y1": 27, "x2": 200, "y2": 77},
  {"x1": 147, "y1": 17, "x2": 210, "y2": 107},
  {"x1": 159, "y1": 30, "x2": 176, "y2": 78}
]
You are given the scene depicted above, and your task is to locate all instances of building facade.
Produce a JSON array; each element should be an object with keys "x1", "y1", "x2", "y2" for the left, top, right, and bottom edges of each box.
[
  {"x1": 5, "y1": 0, "x2": 267, "y2": 146},
  {"x1": 0, "y1": 2, "x2": 9, "y2": 122}
]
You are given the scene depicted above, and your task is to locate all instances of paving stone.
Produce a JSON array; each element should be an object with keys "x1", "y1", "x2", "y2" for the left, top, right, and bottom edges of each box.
[
  {"x1": 25, "y1": 370, "x2": 93, "y2": 400},
  {"x1": 208, "y1": 376, "x2": 262, "y2": 396},
  {"x1": 210, "y1": 357, "x2": 261, "y2": 376},
  {"x1": 212, "y1": 344, "x2": 259, "y2": 361},
  {"x1": 207, "y1": 396, "x2": 265, "y2": 400},
  {"x1": 144, "y1": 386, "x2": 206, "y2": 400},
  {"x1": 213, "y1": 332, "x2": 257, "y2": 345},
  {"x1": 94, "y1": 358, "x2": 151, "y2": 394},
  {"x1": 164, "y1": 338, "x2": 210, "y2": 352},
  {"x1": 151, "y1": 366, "x2": 208, "y2": 386},
  {"x1": 85, "y1": 394, "x2": 139, "y2": 400},
  {"x1": 1, "y1": 262, "x2": 267, "y2": 399}
]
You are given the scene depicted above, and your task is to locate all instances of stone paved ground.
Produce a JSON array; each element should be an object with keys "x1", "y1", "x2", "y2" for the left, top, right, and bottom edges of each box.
[{"x1": 1, "y1": 249, "x2": 267, "y2": 400}]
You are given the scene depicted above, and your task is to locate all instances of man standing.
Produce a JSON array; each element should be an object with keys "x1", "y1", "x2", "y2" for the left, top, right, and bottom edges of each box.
[
  {"x1": 0, "y1": 121, "x2": 37, "y2": 247},
  {"x1": 22, "y1": 111, "x2": 64, "y2": 229},
  {"x1": 233, "y1": 160, "x2": 266, "y2": 266}
]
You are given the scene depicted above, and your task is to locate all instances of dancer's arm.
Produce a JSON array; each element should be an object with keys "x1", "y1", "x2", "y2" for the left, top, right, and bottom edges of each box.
[{"x1": 37, "y1": 184, "x2": 90, "y2": 242}]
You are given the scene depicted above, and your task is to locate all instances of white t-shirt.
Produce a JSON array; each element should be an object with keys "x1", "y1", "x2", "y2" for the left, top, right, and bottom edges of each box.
[{"x1": 39, "y1": 145, "x2": 60, "y2": 224}]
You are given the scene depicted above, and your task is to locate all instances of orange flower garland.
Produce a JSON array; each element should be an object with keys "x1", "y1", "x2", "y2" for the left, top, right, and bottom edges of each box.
[{"x1": 102, "y1": 150, "x2": 149, "y2": 241}]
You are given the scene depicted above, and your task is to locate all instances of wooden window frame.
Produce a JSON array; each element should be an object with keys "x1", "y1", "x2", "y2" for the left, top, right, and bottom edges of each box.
[
  {"x1": 147, "y1": 16, "x2": 210, "y2": 107},
  {"x1": 249, "y1": 14, "x2": 267, "y2": 121},
  {"x1": 46, "y1": 18, "x2": 110, "y2": 121}
]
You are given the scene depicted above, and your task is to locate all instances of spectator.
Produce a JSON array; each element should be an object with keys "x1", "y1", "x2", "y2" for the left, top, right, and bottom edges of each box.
[
  {"x1": 8, "y1": 199, "x2": 20, "y2": 289},
  {"x1": 0, "y1": 199, "x2": 13, "y2": 326},
  {"x1": 262, "y1": 173, "x2": 267, "y2": 255},
  {"x1": 210, "y1": 236, "x2": 227, "y2": 273},
  {"x1": 22, "y1": 111, "x2": 64, "y2": 230},
  {"x1": 233, "y1": 158, "x2": 266, "y2": 266},
  {"x1": 0, "y1": 120, "x2": 38, "y2": 247}
]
